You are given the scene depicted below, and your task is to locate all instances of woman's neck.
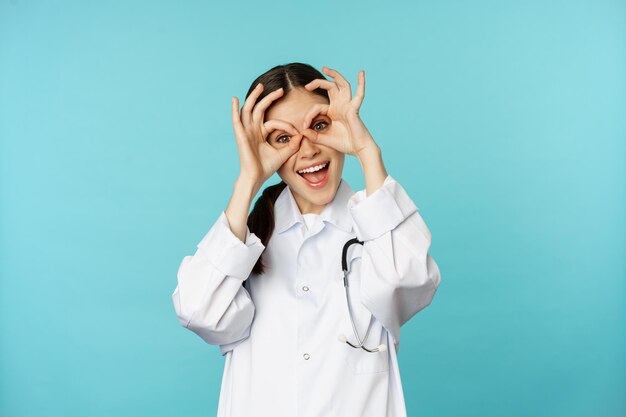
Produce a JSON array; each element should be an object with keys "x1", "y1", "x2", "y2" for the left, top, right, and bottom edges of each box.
[{"x1": 295, "y1": 197, "x2": 326, "y2": 215}]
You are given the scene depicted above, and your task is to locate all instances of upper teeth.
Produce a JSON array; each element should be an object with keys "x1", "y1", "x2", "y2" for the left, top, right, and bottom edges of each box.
[{"x1": 298, "y1": 162, "x2": 328, "y2": 174}]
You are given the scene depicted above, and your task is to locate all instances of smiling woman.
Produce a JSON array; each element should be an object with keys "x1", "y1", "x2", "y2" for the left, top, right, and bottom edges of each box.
[{"x1": 171, "y1": 62, "x2": 442, "y2": 417}]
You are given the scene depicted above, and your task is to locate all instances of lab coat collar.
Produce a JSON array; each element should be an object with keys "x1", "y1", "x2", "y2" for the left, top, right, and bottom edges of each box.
[{"x1": 274, "y1": 178, "x2": 355, "y2": 235}]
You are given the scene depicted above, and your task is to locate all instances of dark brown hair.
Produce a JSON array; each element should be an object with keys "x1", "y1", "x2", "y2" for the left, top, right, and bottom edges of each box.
[{"x1": 245, "y1": 63, "x2": 329, "y2": 275}]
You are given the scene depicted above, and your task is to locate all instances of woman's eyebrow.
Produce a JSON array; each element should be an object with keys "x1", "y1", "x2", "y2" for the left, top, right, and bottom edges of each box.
[
  {"x1": 306, "y1": 115, "x2": 328, "y2": 126},
  {"x1": 268, "y1": 126, "x2": 291, "y2": 139},
  {"x1": 266, "y1": 119, "x2": 298, "y2": 134}
]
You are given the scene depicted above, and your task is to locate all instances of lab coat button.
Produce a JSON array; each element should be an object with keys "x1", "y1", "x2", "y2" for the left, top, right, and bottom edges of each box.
[
  {"x1": 302, "y1": 286, "x2": 309, "y2": 292},
  {"x1": 303, "y1": 353, "x2": 310, "y2": 360}
]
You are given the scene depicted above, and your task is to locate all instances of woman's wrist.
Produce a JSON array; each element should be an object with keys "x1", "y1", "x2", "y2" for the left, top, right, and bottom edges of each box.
[
  {"x1": 356, "y1": 142, "x2": 381, "y2": 162},
  {"x1": 356, "y1": 144, "x2": 387, "y2": 196},
  {"x1": 235, "y1": 175, "x2": 263, "y2": 197},
  {"x1": 225, "y1": 176, "x2": 260, "y2": 242}
]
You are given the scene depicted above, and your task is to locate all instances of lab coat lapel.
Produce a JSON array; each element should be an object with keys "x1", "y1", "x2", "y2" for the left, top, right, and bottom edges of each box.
[
  {"x1": 274, "y1": 182, "x2": 305, "y2": 234},
  {"x1": 318, "y1": 178, "x2": 355, "y2": 235}
]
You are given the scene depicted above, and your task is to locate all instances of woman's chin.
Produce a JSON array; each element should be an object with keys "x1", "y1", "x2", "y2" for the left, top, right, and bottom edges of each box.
[{"x1": 288, "y1": 175, "x2": 340, "y2": 213}]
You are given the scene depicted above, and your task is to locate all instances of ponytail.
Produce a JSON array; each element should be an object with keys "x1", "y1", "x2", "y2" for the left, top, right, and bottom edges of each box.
[{"x1": 247, "y1": 181, "x2": 288, "y2": 275}]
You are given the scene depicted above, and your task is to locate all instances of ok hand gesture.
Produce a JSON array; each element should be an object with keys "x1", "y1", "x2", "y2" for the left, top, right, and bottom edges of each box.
[
  {"x1": 300, "y1": 67, "x2": 379, "y2": 158},
  {"x1": 231, "y1": 84, "x2": 303, "y2": 189}
]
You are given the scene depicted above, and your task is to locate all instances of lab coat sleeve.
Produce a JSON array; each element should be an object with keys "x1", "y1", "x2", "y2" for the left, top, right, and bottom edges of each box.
[
  {"x1": 172, "y1": 211, "x2": 265, "y2": 351},
  {"x1": 347, "y1": 175, "x2": 441, "y2": 347}
]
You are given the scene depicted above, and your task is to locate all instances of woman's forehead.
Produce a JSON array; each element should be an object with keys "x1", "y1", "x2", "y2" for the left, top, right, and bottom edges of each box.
[{"x1": 265, "y1": 88, "x2": 328, "y2": 126}]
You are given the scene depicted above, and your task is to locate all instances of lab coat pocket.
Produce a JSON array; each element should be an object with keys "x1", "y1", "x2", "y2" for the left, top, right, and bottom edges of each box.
[
  {"x1": 342, "y1": 248, "x2": 390, "y2": 374},
  {"x1": 344, "y1": 318, "x2": 390, "y2": 375}
]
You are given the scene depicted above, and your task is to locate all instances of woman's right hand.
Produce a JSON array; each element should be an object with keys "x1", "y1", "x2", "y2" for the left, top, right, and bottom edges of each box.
[{"x1": 231, "y1": 83, "x2": 302, "y2": 191}]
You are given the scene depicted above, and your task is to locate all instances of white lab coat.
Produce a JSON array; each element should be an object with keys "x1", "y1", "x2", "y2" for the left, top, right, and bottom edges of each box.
[{"x1": 172, "y1": 175, "x2": 441, "y2": 417}]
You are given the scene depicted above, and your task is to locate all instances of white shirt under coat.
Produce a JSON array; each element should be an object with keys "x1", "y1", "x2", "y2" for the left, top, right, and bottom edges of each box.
[{"x1": 172, "y1": 175, "x2": 441, "y2": 417}]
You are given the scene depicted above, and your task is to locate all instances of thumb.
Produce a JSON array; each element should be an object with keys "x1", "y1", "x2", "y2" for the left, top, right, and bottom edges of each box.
[{"x1": 276, "y1": 133, "x2": 303, "y2": 164}]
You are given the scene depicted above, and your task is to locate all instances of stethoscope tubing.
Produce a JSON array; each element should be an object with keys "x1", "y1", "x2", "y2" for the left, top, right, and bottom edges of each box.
[{"x1": 340, "y1": 238, "x2": 386, "y2": 353}]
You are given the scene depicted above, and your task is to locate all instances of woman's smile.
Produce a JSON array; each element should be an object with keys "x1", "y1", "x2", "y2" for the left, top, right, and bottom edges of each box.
[{"x1": 297, "y1": 160, "x2": 330, "y2": 188}]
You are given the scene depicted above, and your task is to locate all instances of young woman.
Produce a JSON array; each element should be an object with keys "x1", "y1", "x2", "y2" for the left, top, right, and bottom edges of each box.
[{"x1": 172, "y1": 63, "x2": 441, "y2": 417}]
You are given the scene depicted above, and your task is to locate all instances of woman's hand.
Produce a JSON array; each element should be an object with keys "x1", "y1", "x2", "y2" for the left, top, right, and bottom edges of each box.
[
  {"x1": 303, "y1": 66, "x2": 388, "y2": 196},
  {"x1": 301, "y1": 66, "x2": 379, "y2": 158},
  {"x1": 231, "y1": 83, "x2": 303, "y2": 190}
]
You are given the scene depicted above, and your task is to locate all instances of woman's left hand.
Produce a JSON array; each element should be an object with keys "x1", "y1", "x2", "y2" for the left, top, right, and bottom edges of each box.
[{"x1": 301, "y1": 66, "x2": 379, "y2": 158}]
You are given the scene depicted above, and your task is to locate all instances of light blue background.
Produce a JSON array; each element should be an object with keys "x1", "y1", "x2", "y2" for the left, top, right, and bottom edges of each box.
[{"x1": 1, "y1": 1, "x2": 624, "y2": 416}]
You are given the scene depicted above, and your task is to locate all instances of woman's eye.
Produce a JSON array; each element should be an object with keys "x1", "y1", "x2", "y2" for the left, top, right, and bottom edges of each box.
[
  {"x1": 313, "y1": 121, "x2": 328, "y2": 131},
  {"x1": 276, "y1": 135, "x2": 291, "y2": 144}
]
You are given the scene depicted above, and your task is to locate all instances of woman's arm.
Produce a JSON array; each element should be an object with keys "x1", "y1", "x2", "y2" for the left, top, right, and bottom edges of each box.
[
  {"x1": 172, "y1": 85, "x2": 302, "y2": 353},
  {"x1": 172, "y1": 132, "x2": 263, "y2": 351},
  {"x1": 172, "y1": 180, "x2": 265, "y2": 350},
  {"x1": 347, "y1": 175, "x2": 442, "y2": 350},
  {"x1": 351, "y1": 111, "x2": 439, "y2": 350},
  {"x1": 302, "y1": 66, "x2": 441, "y2": 349},
  {"x1": 172, "y1": 138, "x2": 295, "y2": 353}
]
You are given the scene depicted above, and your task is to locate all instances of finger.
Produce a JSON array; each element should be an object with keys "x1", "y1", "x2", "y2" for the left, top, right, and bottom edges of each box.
[
  {"x1": 241, "y1": 83, "x2": 264, "y2": 126},
  {"x1": 231, "y1": 96, "x2": 247, "y2": 142},
  {"x1": 304, "y1": 78, "x2": 339, "y2": 95},
  {"x1": 353, "y1": 70, "x2": 365, "y2": 109},
  {"x1": 275, "y1": 132, "x2": 303, "y2": 164},
  {"x1": 301, "y1": 103, "x2": 330, "y2": 131},
  {"x1": 301, "y1": 128, "x2": 335, "y2": 150},
  {"x1": 263, "y1": 119, "x2": 299, "y2": 142},
  {"x1": 251, "y1": 87, "x2": 284, "y2": 125},
  {"x1": 322, "y1": 66, "x2": 351, "y2": 91},
  {"x1": 300, "y1": 127, "x2": 319, "y2": 142}
]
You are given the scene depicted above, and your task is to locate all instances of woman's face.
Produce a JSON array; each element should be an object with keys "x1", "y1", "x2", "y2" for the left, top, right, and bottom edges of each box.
[{"x1": 264, "y1": 87, "x2": 345, "y2": 215}]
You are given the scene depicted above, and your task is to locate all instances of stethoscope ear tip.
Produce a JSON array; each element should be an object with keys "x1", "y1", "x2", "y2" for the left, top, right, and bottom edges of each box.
[
  {"x1": 377, "y1": 344, "x2": 387, "y2": 353},
  {"x1": 337, "y1": 334, "x2": 348, "y2": 343}
]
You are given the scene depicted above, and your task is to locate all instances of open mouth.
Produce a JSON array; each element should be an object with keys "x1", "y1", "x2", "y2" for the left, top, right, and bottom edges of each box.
[{"x1": 297, "y1": 160, "x2": 330, "y2": 188}]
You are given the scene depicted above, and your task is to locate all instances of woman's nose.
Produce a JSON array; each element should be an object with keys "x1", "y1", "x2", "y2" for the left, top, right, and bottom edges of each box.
[{"x1": 298, "y1": 135, "x2": 320, "y2": 157}]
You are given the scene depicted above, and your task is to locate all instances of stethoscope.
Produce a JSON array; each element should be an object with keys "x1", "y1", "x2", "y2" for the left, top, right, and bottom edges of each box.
[{"x1": 337, "y1": 237, "x2": 387, "y2": 354}]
